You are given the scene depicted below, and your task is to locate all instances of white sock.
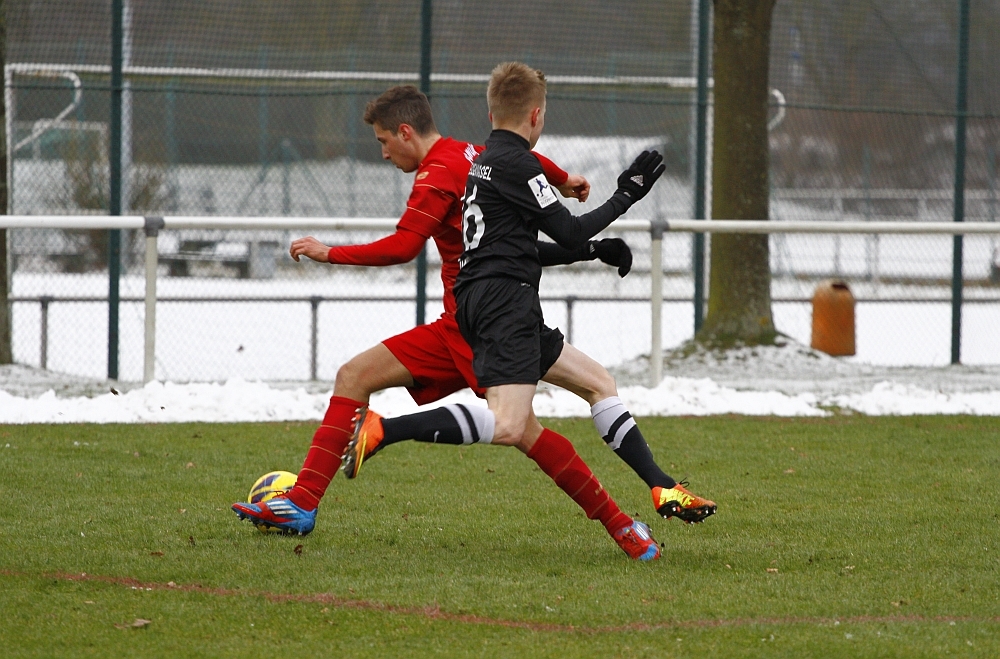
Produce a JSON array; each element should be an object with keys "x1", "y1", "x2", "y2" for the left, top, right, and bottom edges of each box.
[
  {"x1": 443, "y1": 404, "x2": 495, "y2": 444},
  {"x1": 590, "y1": 396, "x2": 636, "y2": 451}
]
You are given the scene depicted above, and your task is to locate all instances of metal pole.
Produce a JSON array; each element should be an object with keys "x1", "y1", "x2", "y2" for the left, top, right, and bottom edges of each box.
[
  {"x1": 951, "y1": 0, "x2": 970, "y2": 365},
  {"x1": 108, "y1": 0, "x2": 123, "y2": 380},
  {"x1": 143, "y1": 217, "x2": 163, "y2": 383},
  {"x1": 40, "y1": 296, "x2": 51, "y2": 369},
  {"x1": 121, "y1": 0, "x2": 133, "y2": 218},
  {"x1": 310, "y1": 296, "x2": 320, "y2": 380},
  {"x1": 281, "y1": 139, "x2": 291, "y2": 216},
  {"x1": 650, "y1": 222, "x2": 665, "y2": 386},
  {"x1": 415, "y1": 0, "x2": 432, "y2": 327},
  {"x1": 692, "y1": 0, "x2": 710, "y2": 333},
  {"x1": 565, "y1": 295, "x2": 575, "y2": 345}
]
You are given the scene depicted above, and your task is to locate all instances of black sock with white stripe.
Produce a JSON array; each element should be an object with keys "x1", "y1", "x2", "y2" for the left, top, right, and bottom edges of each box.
[
  {"x1": 591, "y1": 397, "x2": 675, "y2": 489},
  {"x1": 380, "y1": 404, "x2": 495, "y2": 447}
]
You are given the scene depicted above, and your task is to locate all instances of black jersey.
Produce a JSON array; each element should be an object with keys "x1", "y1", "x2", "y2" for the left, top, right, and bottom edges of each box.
[{"x1": 454, "y1": 130, "x2": 631, "y2": 294}]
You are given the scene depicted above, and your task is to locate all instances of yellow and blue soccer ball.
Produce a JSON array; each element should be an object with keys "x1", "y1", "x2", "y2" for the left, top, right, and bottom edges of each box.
[{"x1": 247, "y1": 470, "x2": 297, "y2": 532}]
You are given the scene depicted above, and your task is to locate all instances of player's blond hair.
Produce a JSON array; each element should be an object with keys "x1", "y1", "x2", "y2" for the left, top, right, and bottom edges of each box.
[
  {"x1": 487, "y1": 62, "x2": 547, "y2": 125},
  {"x1": 363, "y1": 85, "x2": 437, "y2": 136}
]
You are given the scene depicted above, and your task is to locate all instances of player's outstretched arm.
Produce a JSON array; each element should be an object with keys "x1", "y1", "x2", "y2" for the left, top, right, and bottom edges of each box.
[
  {"x1": 289, "y1": 229, "x2": 426, "y2": 266},
  {"x1": 538, "y1": 150, "x2": 665, "y2": 250},
  {"x1": 536, "y1": 238, "x2": 632, "y2": 277}
]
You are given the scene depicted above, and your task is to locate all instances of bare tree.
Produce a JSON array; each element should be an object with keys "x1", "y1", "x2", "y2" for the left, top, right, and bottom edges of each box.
[{"x1": 697, "y1": 0, "x2": 778, "y2": 347}]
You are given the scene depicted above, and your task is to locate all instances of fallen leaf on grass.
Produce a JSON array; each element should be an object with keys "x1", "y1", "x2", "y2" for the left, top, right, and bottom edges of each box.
[
  {"x1": 185, "y1": 462, "x2": 195, "y2": 469},
  {"x1": 294, "y1": 544, "x2": 303, "y2": 556},
  {"x1": 784, "y1": 468, "x2": 795, "y2": 474},
  {"x1": 188, "y1": 536, "x2": 196, "y2": 547},
  {"x1": 178, "y1": 509, "x2": 186, "y2": 514},
  {"x1": 150, "y1": 551, "x2": 164, "y2": 557},
  {"x1": 115, "y1": 619, "x2": 151, "y2": 630},
  {"x1": 892, "y1": 600, "x2": 907, "y2": 607},
  {"x1": 766, "y1": 568, "x2": 779, "y2": 573}
]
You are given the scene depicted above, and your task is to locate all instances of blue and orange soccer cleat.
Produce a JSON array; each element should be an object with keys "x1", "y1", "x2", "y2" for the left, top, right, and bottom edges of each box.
[
  {"x1": 612, "y1": 520, "x2": 661, "y2": 561},
  {"x1": 341, "y1": 406, "x2": 385, "y2": 479},
  {"x1": 231, "y1": 496, "x2": 317, "y2": 536},
  {"x1": 652, "y1": 481, "x2": 717, "y2": 524}
]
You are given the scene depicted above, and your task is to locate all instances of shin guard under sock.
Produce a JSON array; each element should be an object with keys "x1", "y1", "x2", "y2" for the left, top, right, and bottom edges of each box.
[
  {"x1": 526, "y1": 428, "x2": 632, "y2": 535},
  {"x1": 591, "y1": 397, "x2": 676, "y2": 489},
  {"x1": 381, "y1": 404, "x2": 495, "y2": 447},
  {"x1": 287, "y1": 395, "x2": 361, "y2": 510}
]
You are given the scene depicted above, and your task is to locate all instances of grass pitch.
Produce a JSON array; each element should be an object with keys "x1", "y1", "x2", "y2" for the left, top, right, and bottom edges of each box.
[{"x1": 2, "y1": 416, "x2": 999, "y2": 657}]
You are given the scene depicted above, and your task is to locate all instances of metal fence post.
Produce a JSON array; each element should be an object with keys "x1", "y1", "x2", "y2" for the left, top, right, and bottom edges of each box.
[
  {"x1": 951, "y1": 0, "x2": 970, "y2": 365},
  {"x1": 39, "y1": 295, "x2": 51, "y2": 369},
  {"x1": 650, "y1": 220, "x2": 666, "y2": 387},
  {"x1": 108, "y1": 0, "x2": 124, "y2": 380},
  {"x1": 144, "y1": 217, "x2": 163, "y2": 383},
  {"x1": 692, "y1": 0, "x2": 710, "y2": 334},
  {"x1": 310, "y1": 295, "x2": 321, "y2": 380},
  {"x1": 565, "y1": 295, "x2": 576, "y2": 346},
  {"x1": 415, "y1": 0, "x2": 432, "y2": 327}
]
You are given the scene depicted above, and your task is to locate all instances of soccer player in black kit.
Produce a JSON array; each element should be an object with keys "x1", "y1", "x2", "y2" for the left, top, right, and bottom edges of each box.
[{"x1": 346, "y1": 62, "x2": 717, "y2": 560}]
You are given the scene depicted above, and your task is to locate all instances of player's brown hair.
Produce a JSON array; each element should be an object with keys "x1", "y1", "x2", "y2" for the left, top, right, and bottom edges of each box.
[
  {"x1": 487, "y1": 62, "x2": 547, "y2": 124},
  {"x1": 363, "y1": 85, "x2": 437, "y2": 136}
]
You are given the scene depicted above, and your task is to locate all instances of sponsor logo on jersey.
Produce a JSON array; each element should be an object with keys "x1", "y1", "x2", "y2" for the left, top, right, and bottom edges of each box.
[
  {"x1": 470, "y1": 163, "x2": 493, "y2": 181},
  {"x1": 416, "y1": 171, "x2": 429, "y2": 180},
  {"x1": 528, "y1": 173, "x2": 558, "y2": 208},
  {"x1": 464, "y1": 143, "x2": 478, "y2": 163}
]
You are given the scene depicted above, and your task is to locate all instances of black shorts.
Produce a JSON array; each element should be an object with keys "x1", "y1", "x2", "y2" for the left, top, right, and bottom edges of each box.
[{"x1": 455, "y1": 277, "x2": 564, "y2": 388}]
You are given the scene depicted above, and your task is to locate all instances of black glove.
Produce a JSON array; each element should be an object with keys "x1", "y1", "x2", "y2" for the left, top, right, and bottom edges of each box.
[
  {"x1": 616, "y1": 150, "x2": 665, "y2": 204},
  {"x1": 589, "y1": 238, "x2": 633, "y2": 277}
]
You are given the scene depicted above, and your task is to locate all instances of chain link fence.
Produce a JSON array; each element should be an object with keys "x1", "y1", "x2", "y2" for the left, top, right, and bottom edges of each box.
[{"x1": 4, "y1": 0, "x2": 999, "y2": 381}]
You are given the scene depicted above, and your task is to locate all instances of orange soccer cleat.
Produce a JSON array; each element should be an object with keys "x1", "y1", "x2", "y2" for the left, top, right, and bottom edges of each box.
[
  {"x1": 341, "y1": 407, "x2": 385, "y2": 479},
  {"x1": 652, "y1": 481, "x2": 717, "y2": 524}
]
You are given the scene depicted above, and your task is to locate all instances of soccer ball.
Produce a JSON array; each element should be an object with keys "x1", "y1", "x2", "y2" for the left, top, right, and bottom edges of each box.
[
  {"x1": 248, "y1": 470, "x2": 296, "y2": 503},
  {"x1": 246, "y1": 470, "x2": 297, "y2": 533}
]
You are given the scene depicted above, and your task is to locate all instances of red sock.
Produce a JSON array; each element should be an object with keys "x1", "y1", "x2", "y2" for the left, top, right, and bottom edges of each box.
[
  {"x1": 285, "y1": 395, "x2": 361, "y2": 511},
  {"x1": 526, "y1": 428, "x2": 632, "y2": 536}
]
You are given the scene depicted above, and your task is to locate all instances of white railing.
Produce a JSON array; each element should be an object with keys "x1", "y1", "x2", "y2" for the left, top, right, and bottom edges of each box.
[{"x1": 4, "y1": 215, "x2": 1000, "y2": 385}]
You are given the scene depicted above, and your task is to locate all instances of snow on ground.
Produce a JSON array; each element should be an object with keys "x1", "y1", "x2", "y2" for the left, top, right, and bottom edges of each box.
[{"x1": 2, "y1": 340, "x2": 999, "y2": 423}]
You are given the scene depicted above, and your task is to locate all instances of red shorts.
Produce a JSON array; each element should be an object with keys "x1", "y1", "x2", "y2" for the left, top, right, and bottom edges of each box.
[{"x1": 381, "y1": 313, "x2": 486, "y2": 406}]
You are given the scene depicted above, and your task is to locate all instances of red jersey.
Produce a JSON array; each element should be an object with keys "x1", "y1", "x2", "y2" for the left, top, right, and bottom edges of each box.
[{"x1": 328, "y1": 137, "x2": 568, "y2": 316}]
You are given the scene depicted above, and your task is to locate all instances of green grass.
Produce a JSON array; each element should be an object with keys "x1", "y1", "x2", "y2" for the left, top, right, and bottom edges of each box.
[{"x1": 2, "y1": 416, "x2": 999, "y2": 657}]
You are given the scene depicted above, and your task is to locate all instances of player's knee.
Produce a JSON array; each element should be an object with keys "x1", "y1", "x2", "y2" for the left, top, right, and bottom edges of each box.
[
  {"x1": 490, "y1": 418, "x2": 526, "y2": 446},
  {"x1": 594, "y1": 369, "x2": 619, "y2": 399},
  {"x1": 579, "y1": 368, "x2": 618, "y2": 405},
  {"x1": 334, "y1": 359, "x2": 369, "y2": 397}
]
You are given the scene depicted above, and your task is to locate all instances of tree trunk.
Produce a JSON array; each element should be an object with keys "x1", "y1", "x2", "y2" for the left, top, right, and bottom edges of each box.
[
  {"x1": 697, "y1": 0, "x2": 777, "y2": 347},
  {"x1": 0, "y1": 0, "x2": 11, "y2": 364}
]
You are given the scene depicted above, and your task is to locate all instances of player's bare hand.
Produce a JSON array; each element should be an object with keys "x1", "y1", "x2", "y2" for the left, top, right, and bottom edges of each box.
[
  {"x1": 289, "y1": 236, "x2": 331, "y2": 263},
  {"x1": 557, "y1": 174, "x2": 590, "y2": 203}
]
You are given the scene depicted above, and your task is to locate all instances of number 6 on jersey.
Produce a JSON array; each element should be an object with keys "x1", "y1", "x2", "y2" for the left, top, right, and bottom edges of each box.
[{"x1": 462, "y1": 184, "x2": 485, "y2": 252}]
